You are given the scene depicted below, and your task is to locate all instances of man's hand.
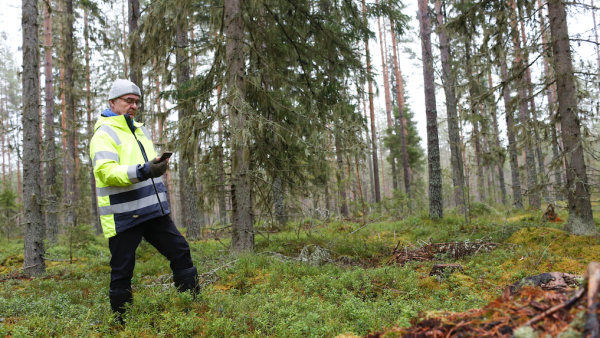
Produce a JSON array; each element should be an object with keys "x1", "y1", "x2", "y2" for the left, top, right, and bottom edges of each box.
[{"x1": 149, "y1": 158, "x2": 168, "y2": 178}]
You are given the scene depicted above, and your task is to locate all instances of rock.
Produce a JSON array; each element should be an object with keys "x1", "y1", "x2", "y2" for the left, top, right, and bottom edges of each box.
[
  {"x1": 509, "y1": 272, "x2": 581, "y2": 293},
  {"x1": 429, "y1": 263, "x2": 464, "y2": 277}
]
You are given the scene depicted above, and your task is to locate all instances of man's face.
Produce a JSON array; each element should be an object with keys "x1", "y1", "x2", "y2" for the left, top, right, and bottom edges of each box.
[{"x1": 109, "y1": 94, "x2": 140, "y2": 117}]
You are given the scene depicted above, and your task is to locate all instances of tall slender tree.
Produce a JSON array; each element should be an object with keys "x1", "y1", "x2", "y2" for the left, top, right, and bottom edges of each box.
[
  {"x1": 418, "y1": 0, "x2": 443, "y2": 218},
  {"x1": 548, "y1": 0, "x2": 597, "y2": 235},
  {"x1": 128, "y1": 0, "x2": 144, "y2": 117},
  {"x1": 225, "y1": 0, "x2": 254, "y2": 251},
  {"x1": 435, "y1": 0, "x2": 466, "y2": 217},
  {"x1": 509, "y1": 0, "x2": 540, "y2": 209},
  {"x1": 22, "y1": 0, "x2": 46, "y2": 276},
  {"x1": 363, "y1": 0, "x2": 381, "y2": 203},
  {"x1": 63, "y1": 0, "x2": 77, "y2": 227},
  {"x1": 390, "y1": 19, "x2": 411, "y2": 198},
  {"x1": 43, "y1": 0, "x2": 58, "y2": 242},
  {"x1": 176, "y1": 18, "x2": 203, "y2": 240},
  {"x1": 487, "y1": 71, "x2": 507, "y2": 205},
  {"x1": 85, "y1": 10, "x2": 100, "y2": 234}
]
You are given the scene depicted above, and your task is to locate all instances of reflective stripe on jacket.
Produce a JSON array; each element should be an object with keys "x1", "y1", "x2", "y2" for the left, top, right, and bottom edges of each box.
[{"x1": 90, "y1": 114, "x2": 170, "y2": 238}]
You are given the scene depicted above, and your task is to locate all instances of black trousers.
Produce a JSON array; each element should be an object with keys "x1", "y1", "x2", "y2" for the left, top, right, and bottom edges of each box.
[{"x1": 108, "y1": 214, "x2": 193, "y2": 291}]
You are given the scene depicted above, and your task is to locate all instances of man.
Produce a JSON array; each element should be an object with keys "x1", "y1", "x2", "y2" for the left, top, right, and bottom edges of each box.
[{"x1": 90, "y1": 79, "x2": 199, "y2": 322}]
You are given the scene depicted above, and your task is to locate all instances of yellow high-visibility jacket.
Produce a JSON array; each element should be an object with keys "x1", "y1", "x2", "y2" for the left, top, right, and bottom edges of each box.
[{"x1": 90, "y1": 113, "x2": 170, "y2": 238}]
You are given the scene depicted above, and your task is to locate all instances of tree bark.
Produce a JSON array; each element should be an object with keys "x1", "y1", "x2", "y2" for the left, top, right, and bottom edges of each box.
[
  {"x1": 176, "y1": 21, "x2": 202, "y2": 240},
  {"x1": 22, "y1": 0, "x2": 46, "y2": 277},
  {"x1": 519, "y1": 17, "x2": 550, "y2": 202},
  {"x1": 464, "y1": 37, "x2": 485, "y2": 202},
  {"x1": 362, "y1": 0, "x2": 381, "y2": 203},
  {"x1": 226, "y1": 0, "x2": 254, "y2": 251},
  {"x1": 361, "y1": 84, "x2": 375, "y2": 203},
  {"x1": 509, "y1": 0, "x2": 540, "y2": 209},
  {"x1": 435, "y1": 0, "x2": 466, "y2": 215},
  {"x1": 335, "y1": 133, "x2": 349, "y2": 217},
  {"x1": 217, "y1": 86, "x2": 228, "y2": 224},
  {"x1": 43, "y1": 0, "x2": 58, "y2": 242},
  {"x1": 548, "y1": 0, "x2": 597, "y2": 235},
  {"x1": 390, "y1": 19, "x2": 411, "y2": 198},
  {"x1": 63, "y1": 0, "x2": 77, "y2": 227},
  {"x1": 377, "y1": 5, "x2": 397, "y2": 191},
  {"x1": 500, "y1": 54, "x2": 524, "y2": 209},
  {"x1": 84, "y1": 10, "x2": 100, "y2": 235},
  {"x1": 537, "y1": 0, "x2": 563, "y2": 200},
  {"x1": 128, "y1": 0, "x2": 144, "y2": 119},
  {"x1": 487, "y1": 72, "x2": 507, "y2": 205},
  {"x1": 418, "y1": 0, "x2": 443, "y2": 218}
]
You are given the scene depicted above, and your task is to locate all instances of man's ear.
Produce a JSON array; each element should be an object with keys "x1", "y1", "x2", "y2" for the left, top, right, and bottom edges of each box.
[{"x1": 109, "y1": 99, "x2": 115, "y2": 110}]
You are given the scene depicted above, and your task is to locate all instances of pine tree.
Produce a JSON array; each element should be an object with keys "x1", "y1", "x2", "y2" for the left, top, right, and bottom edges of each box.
[{"x1": 22, "y1": 0, "x2": 46, "y2": 276}]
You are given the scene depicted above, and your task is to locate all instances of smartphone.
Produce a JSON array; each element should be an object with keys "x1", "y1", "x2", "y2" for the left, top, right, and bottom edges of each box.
[{"x1": 158, "y1": 151, "x2": 173, "y2": 162}]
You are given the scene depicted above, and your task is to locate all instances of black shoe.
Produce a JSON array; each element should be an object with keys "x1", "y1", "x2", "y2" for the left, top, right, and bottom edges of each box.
[
  {"x1": 173, "y1": 266, "x2": 200, "y2": 296},
  {"x1": 109, "y1": 288, "x2": 132, "y2": 324}
]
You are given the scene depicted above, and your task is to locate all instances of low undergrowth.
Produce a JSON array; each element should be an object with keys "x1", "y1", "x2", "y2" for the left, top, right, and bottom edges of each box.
[{"x1": 0, "y1": 206, "x2": 598, "y2": 337}]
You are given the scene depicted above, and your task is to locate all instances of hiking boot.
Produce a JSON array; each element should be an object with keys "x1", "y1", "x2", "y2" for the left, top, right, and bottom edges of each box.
[
  {"x1": 173, "y1": 266, "x2": 200, "y2": 296},
  {"x1": 109, "y1": 288, "x2": 132, "y2": 324}
]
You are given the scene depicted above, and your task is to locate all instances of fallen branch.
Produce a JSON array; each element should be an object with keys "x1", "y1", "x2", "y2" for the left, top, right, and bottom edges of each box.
[
  {"x1": 348, "y1": 216, "x2": 384, "y2": 236},
  {"x1": 520, "y1": 287, "x2": 585, "y2": 327}
]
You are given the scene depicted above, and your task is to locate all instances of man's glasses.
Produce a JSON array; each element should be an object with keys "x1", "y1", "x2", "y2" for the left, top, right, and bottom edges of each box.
[{"x1": 119, "y1": 97, "x2": 140, "y2": 106}]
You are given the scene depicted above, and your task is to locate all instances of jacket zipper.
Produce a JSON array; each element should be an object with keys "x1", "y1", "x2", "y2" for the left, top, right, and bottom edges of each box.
[{"x1": 129, "y1": 123, "x2": 166, "y2": 215}]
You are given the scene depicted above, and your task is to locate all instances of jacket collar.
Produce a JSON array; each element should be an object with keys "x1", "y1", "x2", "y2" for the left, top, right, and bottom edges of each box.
[{"x1": 94, "y1": 109, "x2": 143, "y2": 133}]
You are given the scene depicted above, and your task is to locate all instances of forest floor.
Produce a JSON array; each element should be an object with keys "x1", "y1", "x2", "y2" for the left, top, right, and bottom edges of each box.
[{"x1": 0, "y1": 204, "x2": 599, "y2": 337}]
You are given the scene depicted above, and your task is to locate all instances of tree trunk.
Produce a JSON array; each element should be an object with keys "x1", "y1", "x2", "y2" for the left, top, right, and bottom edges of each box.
[
  {"x1": 418, "y1": 0, "x2": 443, "y2": 218},
  {"x1": 22, "y1": 0, "x2": 46, "y2": 277},
  {"x1": 500, "y1": 54, "x2": 524, "y2": 209},
  {"x1": 487, "y1": 72, "x2": 507, "y2": 205},
  {"x1": 226, "y1": 0, "x2": 254, "y2": 252},
  {"x1": 390, "y1": 19, "x2": 411, "y2": 198},
  {"x1": 84, "y1": 10, "x2": 100, "y2": 235},
  {"x1": 519, "y1": 17, "x2": 550, "y2": 202},
  {"x1": 435, "y1": 0, "x2": 466, "y2": 216},
  {"x1": 361, "y1": 84, "x2": 375, "y2": 203},
  {"x1": 509, "y1": 0, "x2": 540, "y2": 209},
  {"x1": 176, "y1": 21, "x2": 202, "y2": 240},
  {"x1": 464, "y1": 37, "x2": 485, "y2": 202},
  {"x1": 43, "y1": 0, "x2": 58, "y2": 241},
  {"x1": 594, "y1": 0, "x2": 600, "y2": 71},
  {"x1": 128, "y1": 0, "x2": 144, "y2": 119},
  {"x1": 377, "y1": 5, "x2": 397, "y2": 191},
  {"x1": 537, "y1": 0, "x2": 563, "y2": 200},
  {"x1": 63, "y1": 0, "x2": 77, "y2": 227},
  {"x1": 217, "y1": 86, "x2": 228, "y2": 224},
  {"x1": 362, "y1": 0, "x2": 381, "y2": 203},
  {"x1": 335, "y1": 133, "x2": 349, "y2": 217},
  {"x1": 548, "y1": 0, "x2": 597, "y2": 235}
]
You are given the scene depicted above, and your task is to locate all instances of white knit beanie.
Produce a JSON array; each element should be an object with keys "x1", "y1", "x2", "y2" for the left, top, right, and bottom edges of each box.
[{"x1": 108, "y1": 79, "x2": 141, "y2": 101}]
